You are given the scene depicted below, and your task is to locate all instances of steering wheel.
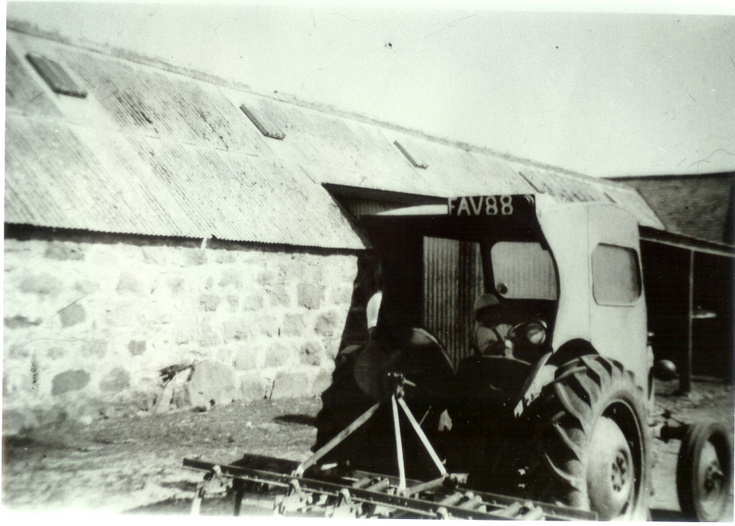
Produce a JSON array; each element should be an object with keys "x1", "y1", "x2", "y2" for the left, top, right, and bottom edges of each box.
[{"x1": 508, "y1": 319, "x2": 548, "y2": 347}]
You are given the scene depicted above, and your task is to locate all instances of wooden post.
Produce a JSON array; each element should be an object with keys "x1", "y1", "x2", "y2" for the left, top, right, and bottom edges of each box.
[{"x1": 681, "y1": 250, "x2": 695, "y2": 393}]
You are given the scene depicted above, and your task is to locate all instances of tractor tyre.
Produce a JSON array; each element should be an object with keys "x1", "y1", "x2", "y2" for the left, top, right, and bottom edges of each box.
[
  {"x1": 676, "y1": 421, "x2": 733, "y2": 521},
  {"x1": 521, "y1": 355, "x2": 650, "y2": 520}
]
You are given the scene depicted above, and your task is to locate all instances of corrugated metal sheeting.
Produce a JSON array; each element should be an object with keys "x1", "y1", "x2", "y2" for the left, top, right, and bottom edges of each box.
[
  {"x1": 5, "y1": 28, "x2": 664, "y2": 251},
  {"x1": 5, "y1": 33, "x2": 364, "y2": 249},
  {"x1": 423, "y1": 238, "x2": 484, "y2": 365},
  {"x1": 247, "y1": 95, "x2": 663, "y2": 229}
]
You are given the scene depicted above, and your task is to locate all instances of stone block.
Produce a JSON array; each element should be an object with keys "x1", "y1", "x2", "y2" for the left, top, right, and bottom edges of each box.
[
  {"x1": 266, "y1": 286, "x2": 291, "y2": 308},
  {"x1": 175, "y1": 323, "x2": 197, "y2": 345},
  {"x1": 282, "y1": 314, "x2": 306, "y2": 337},
  {"x1": 271, "y1": 370, "x2": 310, "y2": 399},
  {"x1": 238, "y1": 371, "x2": 267, "y2": 401},
  {"x1": 264, "y1": 342, "x2": 292, "y2": 368},
  {"x1": 312, "y1": 369, "x2": 332, "y2": 396},
  {"x1": 183, "y1": 248, "x2": 207, "y2": 266},
  {"x1": 47, "y1": 347, "x2": 65, "y2": 360},
  {"x1": 117, "y1": 272, "x2": 140, "y2": 293},
  {"x1": 241, "y1": 292, "x2": 264, "y2": 312},
  {"x1": 226, "y1": 295, "x2": 239, "y2": 309},
  {"x1": 167, "y1": 277, "x2": 185, "y2": 295},
  {"x1": 128, "y1": 340, "x2": 147, "y2": 356},
  {"x1": 52, "y1": 370, "x2": 90, "y2": 396},
  {"x1": 142, "y1": 247, "x2": 165, "y2": 265},
  {"x1": 4, "y1": 315, "x2": 42, "y2": 329},
  {"x1": 301, "y1": 262, "x2": 324, "y2": 283},
  {"x1": 82, "y1": 340, "x2": 107, "y2": 358},
  {"x1": 100, "y1": 367, "x2": 130, "y2": 393},
  {"x1": 2, "y1": 409, "x2": 28, "y2": 435},
  {"x1": 299, "y1": 340, "x2": 325, "y2": 366},
  {"x1": 218, "y1": 269, "x2": 243, "y2": 289},
  {"x1": 234, "y1": 346, "x2": 261, "y2": 371},
  {"x1": 58, "y1": 303, "x2": 86, "y2": 327},
  {"x1": 258, "y1": 315, "x2": 281, "y2": 337},
  {"x1": 215, "y1": 251, "x2": 236, "y2": 264},
  {"x1": 330, "y1": 284, "x2": 354, "y2": 305},
  {"x1": 257, "y1": 268, "x2": 286, "y2": 287},
  {"x1": 188, "y1": 360, "x2": 237, "y2": 409},
  {"x1": 7, "y1": 343, "x2": 30, "y2": 359},
  {"x1": 223, "y1": 318, "x2": 254, "y2": 343},
  {"x1": 297, "y1": 283, "x2": 325, "y2": 310},
  {"x1": 198, "y1": 322, "x2": 221, "y2": 347},
  {"x1": 200, "y1": 293, "x2": 221, "y2": 312},
  {"x1": 315, "y1": 311, "x2": 341, "y2": 338},
  {"x1": 74, "y1": 280, "x2": 98, "y2": 294},
  {"x1": 20, "y1": 273, "x2": 60, "y2": 295},
  {"x1": 324, "y1": 338, "x2": 341, "y2": 360},
  {"x1": 4, "y1": 241, "x2": 32, "y2": 256},
  {"x1": 44, "y1": 242, "x2": 85, "y2": 261}
]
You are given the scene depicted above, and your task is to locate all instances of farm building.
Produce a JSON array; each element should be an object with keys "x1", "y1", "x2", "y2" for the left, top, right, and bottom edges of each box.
[
  {"x1": 3, "y1": 21, "x2": 731, "y2": 434},
  {"x1": 610, "y1": 173, "x2": 734, "y2": 386}
]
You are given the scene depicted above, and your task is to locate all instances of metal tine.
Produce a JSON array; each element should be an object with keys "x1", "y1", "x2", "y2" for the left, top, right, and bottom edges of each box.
[
  {"x1": 404, "y1": 475, "x2": 446, "y2": 496},
  {"x1": 486, "y1": 501, "x2": 522, "y2": 518},
  {"x1": 351, "y1": 476, "x2": 373, "y2": 489},
  {"x1": 438, "y1": 492, "x2": 464, "y2": 506},
  {"x1": 519, "y1": 505, "x2": 544, "y2": 520},
  {"x1": 366, "y1": 478, "x2": 391, "y2": 493},
  {"x1": 457, "y1": 495, "x2": 484, "y2": 510}
]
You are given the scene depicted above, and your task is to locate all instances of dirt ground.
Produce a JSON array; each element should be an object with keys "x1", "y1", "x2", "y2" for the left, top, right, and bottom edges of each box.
[{"x1": 2, "y1": 377, "x2": 733, "y2": 520}]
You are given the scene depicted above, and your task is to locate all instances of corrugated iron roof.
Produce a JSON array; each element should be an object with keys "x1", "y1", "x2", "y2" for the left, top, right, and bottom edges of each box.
[{"x1": 5, "y1": 26, "x2": 664, "y2": 251}]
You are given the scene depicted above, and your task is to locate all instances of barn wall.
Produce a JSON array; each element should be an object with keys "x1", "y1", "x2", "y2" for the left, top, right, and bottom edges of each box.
[{"x1": 3, "y1": 230, "x2": 357, "y2": 433}]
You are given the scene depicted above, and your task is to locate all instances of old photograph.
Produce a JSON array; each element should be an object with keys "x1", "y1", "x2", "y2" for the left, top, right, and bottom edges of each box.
[{"x1": 3, "y1": 1, "x2": 734, "y2": 520}]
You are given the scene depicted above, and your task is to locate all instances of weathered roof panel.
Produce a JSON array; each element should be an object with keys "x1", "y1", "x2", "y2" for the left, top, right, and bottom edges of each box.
[
  {"x1": 5, "y1": 26, "x2": 664, "y2": 249},
  {"x1": 5, "y1": 113, "x2": 365, "y2": 249}
]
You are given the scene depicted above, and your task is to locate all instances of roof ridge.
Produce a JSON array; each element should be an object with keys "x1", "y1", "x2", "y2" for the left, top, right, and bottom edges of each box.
[{"x1": 609, "y1": 172, "x2": 735, "y2": 181}]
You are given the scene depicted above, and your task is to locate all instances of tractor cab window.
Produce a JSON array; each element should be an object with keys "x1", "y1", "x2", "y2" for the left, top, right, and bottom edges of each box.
[
  {"x1": 592, "y1": 244, "x2": 641, "y2": 305},
  {"x1": 490, "y1": 242, "x2": 557, "y2": 300}
]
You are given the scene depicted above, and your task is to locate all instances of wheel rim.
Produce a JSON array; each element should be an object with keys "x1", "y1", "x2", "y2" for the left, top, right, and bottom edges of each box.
[
  {"x1": 587, "y1": 416, "x2": 635, "y2": 519},
  {"x1": 697, "y1": 439, "x2": 726, "y2": 516}
]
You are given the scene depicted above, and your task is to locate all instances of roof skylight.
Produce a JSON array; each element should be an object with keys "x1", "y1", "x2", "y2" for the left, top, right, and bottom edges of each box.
[
  {"x1": 26, "y1": 52, "x2": 87, "y2": 98},
  {"x1": 240, "y1": 104, "x2": 285, "y2": 140}
]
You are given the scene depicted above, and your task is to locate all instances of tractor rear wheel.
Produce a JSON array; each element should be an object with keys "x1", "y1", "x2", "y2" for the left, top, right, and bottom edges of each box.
[
  {"x1": 521, "y1": 355, "x2": 650, "y2": 520},
  {"x1": 676, "y1": 421, "x2": 733, "y2": 521}
]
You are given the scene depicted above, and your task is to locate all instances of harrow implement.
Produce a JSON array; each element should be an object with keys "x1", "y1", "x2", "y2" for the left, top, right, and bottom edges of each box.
[{"x1": 183, "y1": 373, "x2": 596, "y2": 520}]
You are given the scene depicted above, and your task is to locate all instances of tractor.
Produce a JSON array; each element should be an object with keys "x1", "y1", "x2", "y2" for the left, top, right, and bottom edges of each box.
[
  {"x1": 312, "y1": 194, "x2": 732, "y2": 520},
  {"x1": 185, "y1": 194, "x2": 731, "y2": 520}
]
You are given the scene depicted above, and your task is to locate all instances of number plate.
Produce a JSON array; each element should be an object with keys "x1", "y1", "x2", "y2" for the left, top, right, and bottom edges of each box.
[{"x1": 447, "y1": 194, "x2": 535, "y2": 217}]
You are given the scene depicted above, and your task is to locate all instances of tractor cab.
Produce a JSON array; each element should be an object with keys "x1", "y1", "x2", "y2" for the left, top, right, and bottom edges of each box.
[{"x1": 363, "y1": 194, "x2": 649, "y2": 400}]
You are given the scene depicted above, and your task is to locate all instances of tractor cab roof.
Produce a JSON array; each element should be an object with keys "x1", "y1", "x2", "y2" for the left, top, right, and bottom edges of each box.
[
  {"x1": 375, "y1": 194, "x2": 597, "y2": 219},
  {"x1": 364, "y1": 194, "x2": 557, "y2": 245}
]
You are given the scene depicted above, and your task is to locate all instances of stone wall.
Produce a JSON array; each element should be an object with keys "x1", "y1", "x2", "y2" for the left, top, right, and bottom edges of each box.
[{"x1": 3, "y1": 231, "x2": 358, "y2": 434}]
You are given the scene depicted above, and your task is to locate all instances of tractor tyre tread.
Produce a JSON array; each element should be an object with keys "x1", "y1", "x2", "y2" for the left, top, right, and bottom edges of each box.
[{"x1": 521, "y1": 354, "x2": 651, "y2": 520}]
